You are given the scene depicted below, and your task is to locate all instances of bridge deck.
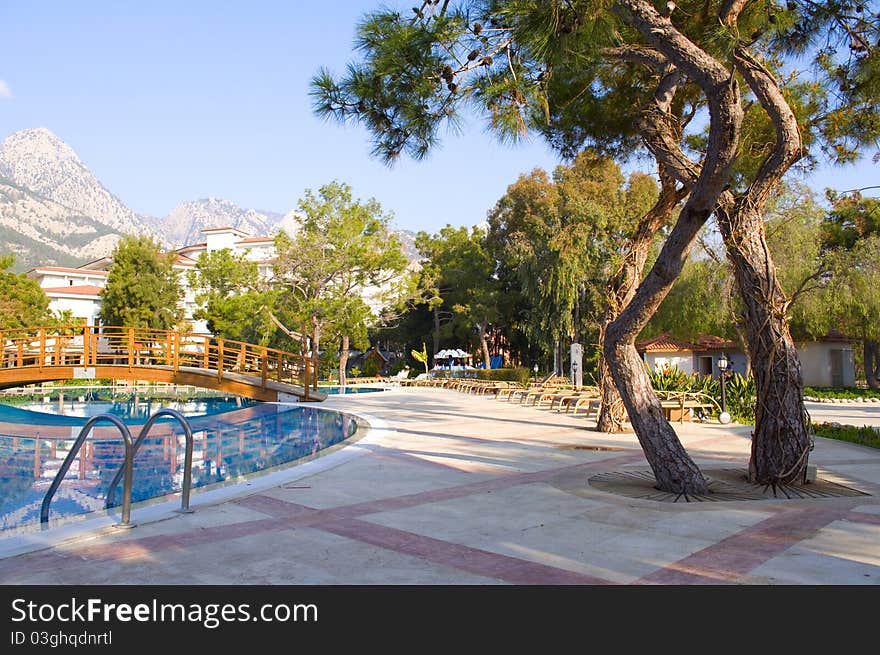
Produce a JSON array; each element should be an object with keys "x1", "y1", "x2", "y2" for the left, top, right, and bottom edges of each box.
[{"x1": 0, "y1": 326, "x2": 324, "y2": 402}]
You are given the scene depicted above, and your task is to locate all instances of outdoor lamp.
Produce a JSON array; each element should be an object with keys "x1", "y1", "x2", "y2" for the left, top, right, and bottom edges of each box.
[
  {"x1": 533, "y1": 363, "x2": 538, "y2": 383},
  {"x1": 717, "y1": 353, "x2": 731, "y2": 424}
]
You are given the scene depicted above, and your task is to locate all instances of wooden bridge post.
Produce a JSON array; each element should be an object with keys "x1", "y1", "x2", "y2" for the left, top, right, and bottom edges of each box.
[
  {"x1": 217, "y1": 339, "x2": 224, "y2": 381},
  {"x1": 82, "y1": 326, "x2": 90, "y2": 367},
  {"x1": 261, "y1": 348, "x2": 268, "y2": 387},
  {"x1": 128, "y1": 328, "x2": 135, "y2": 370},
  {"x1": 38, "y1": 328, "x2": 46, "y2": 370}
]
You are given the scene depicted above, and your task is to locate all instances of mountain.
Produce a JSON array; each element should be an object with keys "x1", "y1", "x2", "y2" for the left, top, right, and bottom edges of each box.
[
  {"x1": 159, "y1": 198, "x2": 285, "y2": 248},
  {"x1": 0, "y1": 128, "x2": 154, "y2": 236},
  {"x1": 0, "y1": 176, "x2": 122, "y2": 270},
  {"x1": 0, "y1": 127, "x2": 421, "y2": 272},
  {"x1": 395, "y1": 229, "x2": 420, "y2": 261}
]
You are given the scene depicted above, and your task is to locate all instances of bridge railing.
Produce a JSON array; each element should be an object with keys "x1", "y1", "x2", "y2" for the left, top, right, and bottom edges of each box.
[{"x1": 0, "y1": 325, "x2": 318, "y2": 397}]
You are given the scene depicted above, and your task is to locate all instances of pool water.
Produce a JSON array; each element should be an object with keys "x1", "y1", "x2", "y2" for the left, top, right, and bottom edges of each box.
[
  {"x1": 3, "y1": 395, "x2": 258, "y2": 424},
  {"x1": 322, "y1": 385, "x2": 385, "y2": 395},
  {"x1": 0, "y1": 399, "x2": 363, "y2": 533}
]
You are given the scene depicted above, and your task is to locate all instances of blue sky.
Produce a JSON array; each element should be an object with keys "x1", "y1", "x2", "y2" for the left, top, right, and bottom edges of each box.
[{"x1": 1, "y1": 1, "x2": 877, "y2": 235}]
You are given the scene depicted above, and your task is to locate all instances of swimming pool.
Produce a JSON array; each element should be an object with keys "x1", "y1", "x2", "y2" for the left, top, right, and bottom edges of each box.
[
  {"x1": 321, "y1": 385, "x2": 385, "y2": 394},
  {"x1": 3, "y1": 395, "x2": 259, "y2": 423},
  {"x1": 0, "y1": 398, "x2": 363, "y2": 533}
]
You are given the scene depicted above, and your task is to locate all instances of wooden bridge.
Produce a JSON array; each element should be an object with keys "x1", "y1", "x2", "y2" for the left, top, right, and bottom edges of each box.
[{"x1": 0, "y1": 325, "x2": 325, "y2": 402}]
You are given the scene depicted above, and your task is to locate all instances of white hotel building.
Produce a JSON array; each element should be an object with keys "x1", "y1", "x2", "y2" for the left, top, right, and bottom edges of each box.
[{"x1": 27, "y1": 227, "x2": 275, "y2": 335}]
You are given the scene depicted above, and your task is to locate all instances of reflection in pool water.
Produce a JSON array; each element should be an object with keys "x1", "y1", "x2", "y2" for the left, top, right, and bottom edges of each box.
[{"x1": 0, "y1": 398, "x2": 363, "y2": 533}]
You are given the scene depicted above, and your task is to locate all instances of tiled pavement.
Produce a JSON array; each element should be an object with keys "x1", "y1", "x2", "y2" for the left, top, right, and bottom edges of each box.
[{"x1": 1, "y1": 387, "x2": 878, "y2": 585}]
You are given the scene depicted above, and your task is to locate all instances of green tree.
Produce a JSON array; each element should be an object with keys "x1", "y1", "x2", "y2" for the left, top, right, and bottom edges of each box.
[
  {"x1": 312, "y1": 0, "x2": 879, "y2": 492},
  {"x1": 0, "y1": 254, "x2": 53, "y2": 329},
  {"x1": 416, "y1": 225, "x2": 498, "y2": 369},
  {"x1": 763, "y1": 183, "x2": 832, "y2": 344},
  {"x1": 823, "y1": 193, "x2": 880, "y2": 388},
  {"x1": 99, "y1": 235, "x2": 183, "y2": 330},
  {"x1": 187, "y1": 248, "x2": 276, "y2": 344},
  {"x1": 273, "y1": 181, "x2": 410, "y2": 384},
  {"x1": 487, "y1": 151, "x2": 660, "y2": 428}
]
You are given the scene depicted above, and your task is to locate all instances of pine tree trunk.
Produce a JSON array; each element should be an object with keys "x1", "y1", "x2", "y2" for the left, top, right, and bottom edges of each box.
[
  {"x1": 717, "y1": 203, "x2": 813, "y2": 485},
  {"x1": 604, "y1": 207, "x2": 716, "y2": 494},
  {"x1": 478, "y1": 322, "x2": 491, "y2": 370},
  {"x1": 596, "y1": 169, "x2": 685, "y2": 433},
  {"x1": 432, "y1": 306, "x2": 440, "y2": 368},
  {"x1": 339, "y1": 334, "x2": 350, "y2": 386},
  {"x1": 601, "y1": 0, "x2": 743, "y2": 494},
  {"x1": 597, "y1": 321, "x2": 629, "y2": 432},
  {"x1": 606, "y1": 336, "x2": 711, "y2": 493},
  {"x1": 714, "y1": 46, "x2": 812, "y2": 486},
  {"x1": 865, "y1": 340, "x2": 880, "y2": 390}
]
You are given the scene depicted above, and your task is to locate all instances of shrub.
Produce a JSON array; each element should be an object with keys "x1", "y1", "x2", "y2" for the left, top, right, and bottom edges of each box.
[
  {"x1": 647, "y1": 366, "x2": 693, "y2": 391},
  {"x1": 647, "y1": 365, "x2": 756, "y2": 423},
  {"x1": 474, "y1": 367, "x2": 531, "y2": 388},
  {"x1": 813, "y1": 422, "x2": 880, "y2": 449},
  {"x1": 804, "y1": 386, "x2": 880, "y2": 400},
  {"x1": 722, "y1": 372, "x2": 756, "y2": 424}
]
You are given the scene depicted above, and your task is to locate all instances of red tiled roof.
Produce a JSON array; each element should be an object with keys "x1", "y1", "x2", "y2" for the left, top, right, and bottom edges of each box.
[
  {"x1": 820, "y1": 329, "x2": 853, "y2": 342},
  {"x1": 78, "y1": 257, "x2": 113, "y2": 271},
  {"x1": 236, "y1": 237, "x2": 274, "y2": 244},
  {"x1": 636, "y1": 333, "x2": 699, "y2": 352},
  {"x1": 201, "y1": 226, "x2": 248, "y2": 235},
  {"x1": 42, "y1": 285, "x2": 104, "y2": 297},
  {"x1": 637, "y1": 332, "x2": 738, "y2": 352},
  {"x1": 177, "y1": 242, "x2": 207, "y2": 253},
  {"x1": 694, "y1": 334, "x2": 736, "y2": 350},
  {"x1": 28, "y1": 266, "x2": 108, "y2": 276}
]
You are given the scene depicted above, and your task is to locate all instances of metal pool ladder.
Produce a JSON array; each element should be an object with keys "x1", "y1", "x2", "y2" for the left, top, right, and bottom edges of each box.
[{"x1": 40, "y1": 408, "x2": 195, "y2": 529}]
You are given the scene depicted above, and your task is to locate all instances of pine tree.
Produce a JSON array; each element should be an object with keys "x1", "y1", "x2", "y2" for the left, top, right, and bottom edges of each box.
[{"x1": 99, "y1": 235, "x2": 183, "y2": 330}]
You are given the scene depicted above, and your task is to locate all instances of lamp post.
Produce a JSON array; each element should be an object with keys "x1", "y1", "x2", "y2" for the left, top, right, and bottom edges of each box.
[
  {"x1": 533, "y1": 363, "x2": 539, "y2": 384},
  {"x1": 717, "y1": 353, "x2": 731, "y2": 424}
]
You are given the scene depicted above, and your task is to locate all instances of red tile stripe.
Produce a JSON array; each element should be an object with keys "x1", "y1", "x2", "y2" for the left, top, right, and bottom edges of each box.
[
  {"x1": 319, "y1": 517, "x2": 612, "y2": 585},
  {"x1": 635, "y1": 506, "x2": 850, "y2": 584}
]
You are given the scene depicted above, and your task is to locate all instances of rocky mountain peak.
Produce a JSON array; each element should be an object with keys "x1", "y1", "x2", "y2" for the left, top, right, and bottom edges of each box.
[
  {"x1": 160, "y1": 198, "x2": 284, "y2": 248},
  {"x1": 0, "y1": 127, "x2": 152, "y2": 236}
]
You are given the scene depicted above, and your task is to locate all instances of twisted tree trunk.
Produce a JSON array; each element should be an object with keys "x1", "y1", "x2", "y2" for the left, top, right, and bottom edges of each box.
[
  {"x1": 339, "y1": 334, "x2": 350, "y2": 386},
  {"x1": 714, "y1": 46, "x2": 812, "y2": 486},
  {"x1": 597, "y1": 169, "x2": 686, "y2": 432},
  {"x1": 717, "y1": 203, "x2": 813, "y2": 484},
  {"x1": 603, "y1": 0, "x2": 743, "y2": 494}
]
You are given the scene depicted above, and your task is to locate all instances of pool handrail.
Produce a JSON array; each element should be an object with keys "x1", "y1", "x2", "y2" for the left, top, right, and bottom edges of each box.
[
  {"x1": 105, "y1": 408, "x2": 195, "y2": 514},
  {"x1": 40, "y1": 414, "x2": 135, "y2": 528}
]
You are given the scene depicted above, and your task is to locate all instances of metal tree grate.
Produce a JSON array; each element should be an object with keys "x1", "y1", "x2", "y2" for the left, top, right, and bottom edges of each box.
[{"x1": 587, "y1": 468, "x2": 871, "y2": 503}]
